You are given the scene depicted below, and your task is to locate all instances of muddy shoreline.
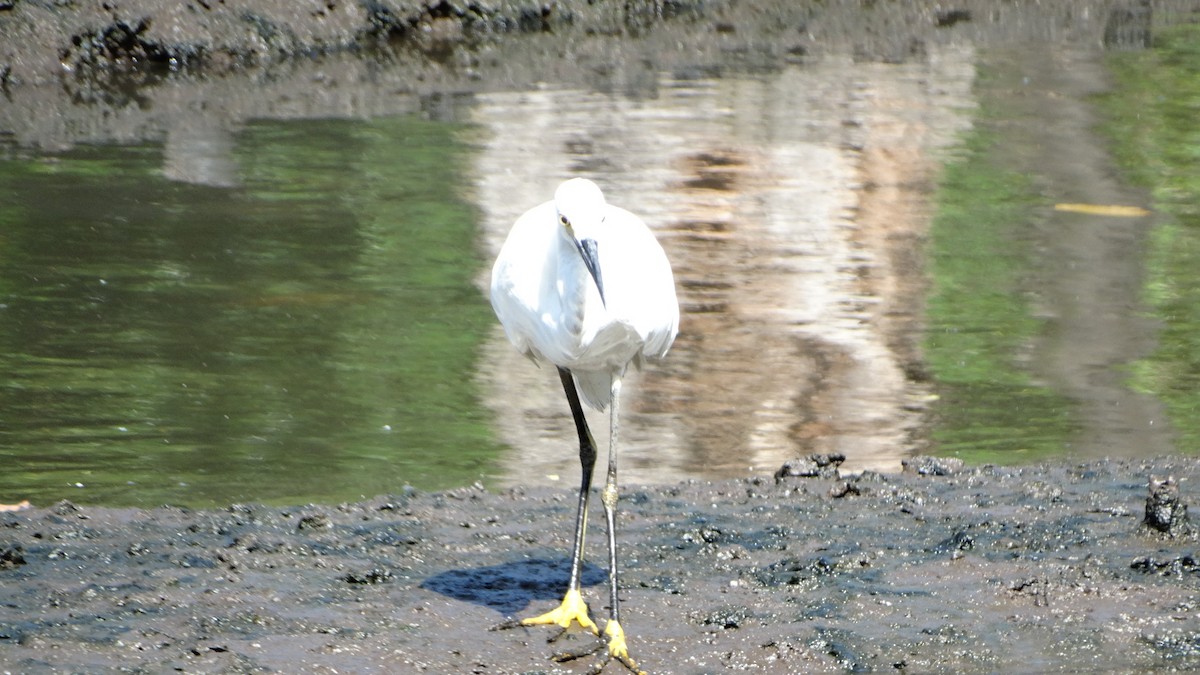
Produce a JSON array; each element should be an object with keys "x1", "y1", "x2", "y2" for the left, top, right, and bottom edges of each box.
[{"x1": 2, "y1": 457, "x2": 1197, "y2": 672}]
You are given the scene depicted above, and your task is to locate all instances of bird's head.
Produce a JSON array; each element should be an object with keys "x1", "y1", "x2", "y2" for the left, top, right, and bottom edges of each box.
[{"x1": 554, "y1": 178, "x2": 607, "y2": 306}]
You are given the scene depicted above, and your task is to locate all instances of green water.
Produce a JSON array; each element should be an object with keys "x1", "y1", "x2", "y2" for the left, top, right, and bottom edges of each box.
[
  {"x1": 1105, "y1": 24, "x2": 1200, "y2": 454},
  {"x1": 0, "y1": 116, "x2": 503, "y2": 507},
  {"x1": 924, "y1": 68, "x2": 1078, "y2": 463},
  {"x1": 927, "y1": 28, "x2": 1200, "y2": 464},
  {"x1": 5, "y1": 31, "x2": 1198, "y2": 508}
]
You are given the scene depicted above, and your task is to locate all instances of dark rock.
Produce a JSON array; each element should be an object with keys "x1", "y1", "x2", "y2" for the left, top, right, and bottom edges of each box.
[
  {"x1": 829, "y1": 480, "x2": 861, "y2": 498},
  {"x1": 774, "y1": 453, "x2": 846, "y2": 482},
  {"x1": 52, "y1": 500, "x2": 82, "y2": 516},
  {"x1": 902, "y1": 456, "x2": 964, "y2": 476},
  {"x1": 342, "y1": 567, "x2": 394, "y2": 584},
  {"x1": 812, "y1": 626, "x2": 869, "y2": 672},
  {"x1": 756, "y1": 556, "x2": 828, "y2": 587},
  {"x1": 0, "y1": 543, "x2": 26, "y2": 568},
  {"x1": 1143, "y1": 475, "x2": 1190, "y2": 536},
  {"x1": 692, "y1": 604, "x2": 751, "y2": 629},
  {"x1": 1130, "y1": 554, "x2": 1200, "y2": 576},
  {"x1": 297, "y1": 514, "x2": 332, "y2": 531},
  {"x1": 936, "y1": 530, "x2": 974, "y2": 554}
]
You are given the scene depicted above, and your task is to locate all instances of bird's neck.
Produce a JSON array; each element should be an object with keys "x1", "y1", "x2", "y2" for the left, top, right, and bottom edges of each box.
[{"x1": 556, "y1": 234, "x2": 601, "y2": 336}]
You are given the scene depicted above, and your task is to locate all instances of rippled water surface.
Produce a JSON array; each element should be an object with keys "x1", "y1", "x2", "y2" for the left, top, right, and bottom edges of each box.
[
  {"x1": 0, "y1": 117, "x2": 504, "y2": 505},
  {"x1": 1, "y1": 7, "x2": 1193, "y2": 505}
]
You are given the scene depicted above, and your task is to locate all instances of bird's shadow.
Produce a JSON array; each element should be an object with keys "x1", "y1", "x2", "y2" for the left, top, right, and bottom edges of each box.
[{"x1": 421, "y1": 558, "x2": 606, "y2": 616}]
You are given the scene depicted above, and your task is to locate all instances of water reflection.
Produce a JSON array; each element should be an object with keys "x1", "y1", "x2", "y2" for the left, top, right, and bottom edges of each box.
[
  {"x1": 163, "y1": 121, "x2": 239, "y2": 187},
  {"x1": 0, "y1": 117, "x2": 502, "y2": 507},
  {"x1": 1, "y1": 4, "x2": 1190, "y2": 506},
  {"x1": 474, "y1": 47, "x2": 976, "y2": 486},
  {"x1": 0, "y1": 48, "x2": 977, "y2": 507}
]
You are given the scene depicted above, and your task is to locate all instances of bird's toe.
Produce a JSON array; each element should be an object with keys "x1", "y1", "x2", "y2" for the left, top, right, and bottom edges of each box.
[
  {"x1": 519, "y1": 588, "x2": 600, "y2": 634},
  {"x1": 602, "y1": 620, "x2": 646, "y2": 674}
]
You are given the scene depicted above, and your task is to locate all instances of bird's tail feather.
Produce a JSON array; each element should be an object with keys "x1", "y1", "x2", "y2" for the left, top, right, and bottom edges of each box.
[{"x1": 572, "y1": 370, "x2": 613, "y2": 411}]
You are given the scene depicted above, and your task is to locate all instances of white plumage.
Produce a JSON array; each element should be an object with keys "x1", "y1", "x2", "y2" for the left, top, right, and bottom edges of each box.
[
  {"x1": 490, "y1": 177, "x2": 679, "y2": 409},
  {"x1": 488, "y1": 177, "x2": 679, "y2": 670}
]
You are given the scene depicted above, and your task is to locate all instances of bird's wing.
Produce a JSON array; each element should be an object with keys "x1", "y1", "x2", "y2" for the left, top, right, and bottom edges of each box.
[
  {"x1": 599, "y1": 206, "x2": 680, "y2": 362},
  {"x1": 490, "y1": 200, "x2": 559, "y2": 362}
]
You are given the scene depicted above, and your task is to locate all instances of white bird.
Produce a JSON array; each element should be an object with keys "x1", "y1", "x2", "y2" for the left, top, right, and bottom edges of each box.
[{"x1": 490, "y1": 178, "x2": 679, "y2": 673}]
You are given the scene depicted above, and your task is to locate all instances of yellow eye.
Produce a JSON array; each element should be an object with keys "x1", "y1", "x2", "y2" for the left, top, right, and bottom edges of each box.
[{"x1": 559, "y1": 215, "x2": 570, "y2": 227}]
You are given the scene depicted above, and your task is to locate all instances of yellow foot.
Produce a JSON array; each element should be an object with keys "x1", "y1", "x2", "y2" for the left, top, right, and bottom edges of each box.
[
  {"x1": 492, "y1": 593, "x2": 647, "y2": 673},
  {"x1": 492, "y1": 586, "x2": 600, "y2": 634},
  {"x1": 519, "y1": 588, "x2": 600, "y2": 634},
  {"x1": 601, "y1": 620, "x2": 646, "y2": 675}
]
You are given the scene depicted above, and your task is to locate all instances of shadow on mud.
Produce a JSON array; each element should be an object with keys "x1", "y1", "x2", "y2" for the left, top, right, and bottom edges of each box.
[{"x1": 421, "y1": 557, "x2": 606, "y2": 615}]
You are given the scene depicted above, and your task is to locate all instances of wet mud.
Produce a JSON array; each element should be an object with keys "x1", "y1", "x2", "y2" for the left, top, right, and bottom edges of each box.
[{"x1": 2, "y1": 458, "x2": 1198, "y2": 672}]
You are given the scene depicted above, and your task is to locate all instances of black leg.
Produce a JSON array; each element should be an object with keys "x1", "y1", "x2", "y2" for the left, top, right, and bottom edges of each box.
[
  {"x1": 492, "y1": 367, "x2": 601, "y2": 637},
  {"x1": 493, "y1": 369, "x2": 643, "y2": 673},
  {"x1": 558, "y1": 366, "x2": 598, "y2": 593}
]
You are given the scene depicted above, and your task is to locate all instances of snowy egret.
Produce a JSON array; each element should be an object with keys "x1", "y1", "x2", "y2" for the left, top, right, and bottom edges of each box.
[{"x1": 490, "y1": 178, "x2": 679, "y2": 672}]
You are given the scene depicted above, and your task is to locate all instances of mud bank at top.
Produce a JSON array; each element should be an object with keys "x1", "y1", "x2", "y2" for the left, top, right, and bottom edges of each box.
[
  {"x1": 0, "y1": 0, "x2": 598, "y2": 84},
  {"x1": 0, "y1": 1, "x2": 1182, "y2": 93},
  {"x1": 0, "y1": 0, "x2": 1173, "y2": 262},
  {"x1": 0, "y1": 1, "x2": 1187, "y2": 183}
]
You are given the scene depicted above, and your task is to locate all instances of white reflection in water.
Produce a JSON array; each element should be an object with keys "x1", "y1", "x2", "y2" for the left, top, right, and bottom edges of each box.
[{"x1": 473, "y1": 46, "x2": 976, "y2": 486}]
